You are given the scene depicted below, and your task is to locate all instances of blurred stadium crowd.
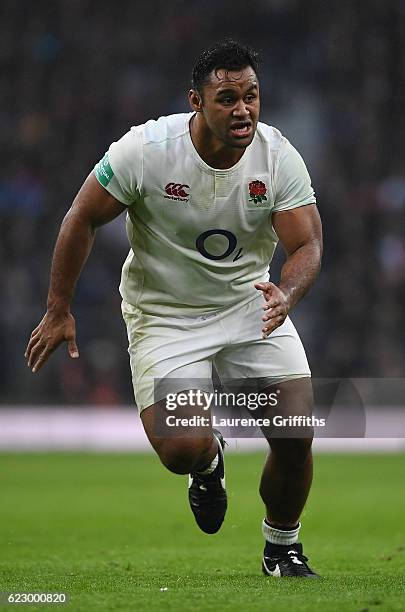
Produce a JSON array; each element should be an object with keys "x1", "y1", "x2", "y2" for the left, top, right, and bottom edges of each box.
[{"x1": 1, "y1": 0, "x2": 404, "y2": 405}]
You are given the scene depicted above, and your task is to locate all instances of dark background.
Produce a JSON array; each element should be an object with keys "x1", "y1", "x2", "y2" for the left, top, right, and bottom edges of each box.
[{"x1": 1, "y1": 0, "x2": 404, "y2": 405}]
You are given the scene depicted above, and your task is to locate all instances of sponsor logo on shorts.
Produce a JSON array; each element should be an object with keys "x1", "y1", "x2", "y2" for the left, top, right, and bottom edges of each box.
[{"x1": 164, "y1": 182, "x2": 190, "y2": 202}]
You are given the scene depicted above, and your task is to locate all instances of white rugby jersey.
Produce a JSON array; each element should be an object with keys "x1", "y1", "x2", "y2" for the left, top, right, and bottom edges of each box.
[{"x1": 94, "y1": 113, "x2": 316, "y2": 315}]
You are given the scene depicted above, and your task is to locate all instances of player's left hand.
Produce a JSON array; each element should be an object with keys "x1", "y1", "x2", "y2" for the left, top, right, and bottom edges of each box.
[{"x1": 254, "y1": 282, "x2": 290, "y2": 339}]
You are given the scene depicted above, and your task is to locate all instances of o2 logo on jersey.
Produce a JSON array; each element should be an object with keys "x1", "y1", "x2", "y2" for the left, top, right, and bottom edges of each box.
[{"x1": 196, "y1": 229, "x2": 243, "y2": 262}]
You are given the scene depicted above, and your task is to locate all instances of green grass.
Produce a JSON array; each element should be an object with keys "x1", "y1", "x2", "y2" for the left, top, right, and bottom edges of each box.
[{"x1": 0, "y1": 452, "x2": 404, "y2": 611}]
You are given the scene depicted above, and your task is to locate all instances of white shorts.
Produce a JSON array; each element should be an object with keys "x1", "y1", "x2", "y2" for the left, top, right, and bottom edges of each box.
[{"x1": 122, "y1": 294, "x2": 311, "y2": 413}]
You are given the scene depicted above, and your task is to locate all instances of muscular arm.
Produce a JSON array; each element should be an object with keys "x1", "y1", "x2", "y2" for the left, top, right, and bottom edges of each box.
[
  {"x1": 255, "y1": 204, "x2": 322, "y2": 338},
  {"x1": 25, "y1": 174, "x2": 126, "y2": 371},
  {"x1": 47, "y1": 174, "x2": 126, "y2": 310}
]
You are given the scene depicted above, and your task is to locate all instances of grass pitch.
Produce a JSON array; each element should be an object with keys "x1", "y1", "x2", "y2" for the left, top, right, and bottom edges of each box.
[{"x1": 0, "y1": 451, "x2": 404, "y2": 611}]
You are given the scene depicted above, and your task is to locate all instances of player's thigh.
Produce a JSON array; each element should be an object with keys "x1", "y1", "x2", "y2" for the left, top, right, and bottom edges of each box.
[
  {"x1": 214, "y1": 296, "x2": 311, "y2": 391},
  {"x1": 213, "y1": 296, "x2": 312, "y2": 441},
  {"x1": 260, "y1": 377, "x2": 314, "y2": 453},
  {"x1": 122, "y1": 300, "x2": 219, "y2": 412},
  {"x1": 262, "y1": 377, "x2": 314, "y2": 418}
]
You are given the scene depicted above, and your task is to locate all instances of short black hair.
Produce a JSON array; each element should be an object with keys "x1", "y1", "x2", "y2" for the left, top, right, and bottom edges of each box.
[{"x1": 191, "y1": 39, "x2": 259, "y2": 94}]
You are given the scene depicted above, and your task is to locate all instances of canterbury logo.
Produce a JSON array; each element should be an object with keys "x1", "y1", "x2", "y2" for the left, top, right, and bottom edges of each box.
[{"x1": 165, "y1": 182, "x2": 190, "y2": 198}]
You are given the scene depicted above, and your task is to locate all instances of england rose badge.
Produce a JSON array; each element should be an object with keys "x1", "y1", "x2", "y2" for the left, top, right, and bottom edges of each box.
[{"x1": 248, "y1": 180, "x2": 267, "y2": 205}]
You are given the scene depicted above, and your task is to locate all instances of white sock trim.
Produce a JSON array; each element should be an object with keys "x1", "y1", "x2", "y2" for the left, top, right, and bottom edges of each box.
[{"x1": 262, "y1": 519, "x2": 301, "y2": 545}]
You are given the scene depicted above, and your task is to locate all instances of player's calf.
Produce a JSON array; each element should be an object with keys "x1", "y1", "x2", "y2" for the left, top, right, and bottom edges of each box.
[{"x1": 260, "y1": 437, "x2": 313, "y2": 527}]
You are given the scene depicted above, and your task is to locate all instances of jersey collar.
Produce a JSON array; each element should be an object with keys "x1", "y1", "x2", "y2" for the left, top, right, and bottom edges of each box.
[{"x1": 185, "y1": 113, "x2": 255, "y2": 175}]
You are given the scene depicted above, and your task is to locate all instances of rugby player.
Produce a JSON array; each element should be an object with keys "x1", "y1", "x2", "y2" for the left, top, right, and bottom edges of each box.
[{"x1": 25, "y1": 40, "x2": 322, "y2": 578}]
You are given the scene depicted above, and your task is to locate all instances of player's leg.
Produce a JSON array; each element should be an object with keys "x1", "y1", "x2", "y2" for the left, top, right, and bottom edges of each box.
[
  {"x1": 214, "y1": 295, "x2": 319, "y2": 575},
  {"x1": 259, "y1": 377, "x2": 318, "y2": 577},
  {"x1": 258, "y1": 377, "x2": 318, "y2": 577},
  {"x1": 121, "y1": 300, "x2": 229, "y2": 533},
  {"x1": 141, "y1": 398, "x2": 227, "y2": 534},
  {"x1": 259, "y1": 377, "x2": 313, "y2": 529}
]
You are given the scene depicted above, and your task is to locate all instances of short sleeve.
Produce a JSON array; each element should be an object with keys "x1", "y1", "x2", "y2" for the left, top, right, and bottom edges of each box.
[
  {"x1": 273, "y1": 138, "x2": 316, "y2": 212},
  {"x1": 93, "y1": 127, "x2": 143, "y2": 206}
]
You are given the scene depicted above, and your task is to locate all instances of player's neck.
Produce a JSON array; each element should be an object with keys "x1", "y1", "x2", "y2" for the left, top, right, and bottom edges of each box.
[{"x1": 190, "y1": 114, "x2": 246, "y2": 169}]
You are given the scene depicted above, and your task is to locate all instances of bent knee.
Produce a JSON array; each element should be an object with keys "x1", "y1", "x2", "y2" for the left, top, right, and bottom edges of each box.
[{"x1": 156, "y1": 436, "x2": 214, "y2": 474}]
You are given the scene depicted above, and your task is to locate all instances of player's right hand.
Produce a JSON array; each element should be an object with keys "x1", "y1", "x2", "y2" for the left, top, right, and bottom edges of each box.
[{"x1": 24, "y1": 310, "x2": 79, "y2": 373}]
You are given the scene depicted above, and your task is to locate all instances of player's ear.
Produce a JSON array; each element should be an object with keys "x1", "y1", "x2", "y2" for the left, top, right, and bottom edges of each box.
[{"x1": 189, "y1": 89, "x2": 203, "y2": 112}]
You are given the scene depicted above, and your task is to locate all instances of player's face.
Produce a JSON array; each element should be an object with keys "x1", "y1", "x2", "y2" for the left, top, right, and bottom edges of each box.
[{"x1": 199, "y1": 67, "x2": 260, "y2": 149}]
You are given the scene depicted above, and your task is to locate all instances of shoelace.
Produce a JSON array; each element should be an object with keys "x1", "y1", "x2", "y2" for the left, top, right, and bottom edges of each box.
[
  {"x1": 289, "y1": 551, "x2": 308, "y2": 563},
  {"x1": 281, "y1": 551, "x2": 311, "y2": 574},
  {"x1": 267, "y1": 552, "x2": 307, "y2": 561},
  {"x1": 265, "y1": 550, "x2": 309, "y2": 567}
]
